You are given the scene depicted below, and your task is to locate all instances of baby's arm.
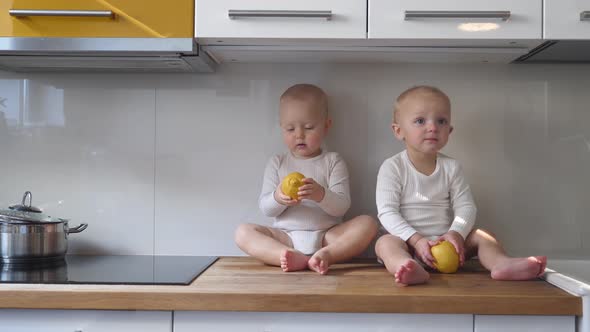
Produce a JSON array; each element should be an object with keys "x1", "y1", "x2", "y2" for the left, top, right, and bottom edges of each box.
[
  {"x1": 315, "y1": 155, "x2": 351, "y2": 217},
  {"x1": 258, "y1": 156, "x2": 289, "y2": 217},
  {"x1": 376, "y1": 160, "x2": 418, "y2": 241},
  {"x1": 448, "y1": 164, "x2": 477, "y2": 239},
  {"x1": 439, "y1": 163, "x2": 476, "y2": 264}
]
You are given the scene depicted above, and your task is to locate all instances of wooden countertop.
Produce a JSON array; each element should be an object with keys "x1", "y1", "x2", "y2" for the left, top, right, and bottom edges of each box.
[{"x1": 0, "y1": 257, "x2": 582, "y2": 315}]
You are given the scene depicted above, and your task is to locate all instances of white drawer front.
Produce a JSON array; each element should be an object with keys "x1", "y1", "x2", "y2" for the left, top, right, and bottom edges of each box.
[
  {"x1": 195, "y1": 0, "x2": 366, "y2": 40},
  {"x1": 175, "y1": 312, "x2": 473, "y2": 332},
  {"x1": 545, "y1": 0, "x2": 590, "y2": 39},
  {"x1": 474, "y1": 315, "x2": 575, "y2": 332},
  {"x1": 369, "y1": 0, "x2": 542, "y2": 40},
  {"x1": 0, "y1": 310, "x2": 172, "y2": 332}
]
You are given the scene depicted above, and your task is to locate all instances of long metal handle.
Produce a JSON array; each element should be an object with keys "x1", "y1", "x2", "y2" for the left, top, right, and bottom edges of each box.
[
  {"x1": 67, "y1": 223, "x2": 88, "y2": 234},
  {"x1": 9, "y1": 9, "x2": 113, "y2": 18},
  {"x1": 228, "y1": 10, "x2": 332, "y2": 20},
  {"x1": 581, "y1": 11, "x2": 590, "y2": 21},
  {"x1": 405, "y1": 11, "x2": 511, "y2": 21}
]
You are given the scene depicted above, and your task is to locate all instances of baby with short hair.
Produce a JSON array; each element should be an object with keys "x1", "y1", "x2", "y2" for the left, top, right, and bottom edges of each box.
[
  {"x1": 375, "y1": 85, "x2": 546, "y2": 286},
  {"x1": 235, "y1": 83, "x2": 378, "y2": 274}
]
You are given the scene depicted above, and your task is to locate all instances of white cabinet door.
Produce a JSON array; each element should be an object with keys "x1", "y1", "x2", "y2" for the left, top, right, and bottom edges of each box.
[
  {"x1": 195, "y1": 0, "x2": 366, "y2": 42},
  {"x1": 175, "y1": 311, "x2": 473, "y2": 332},
  {"x1": 369, "y1": 0, "x2": 542, "y2": 40},
  {"x1": 474, "y1": 315, "x2": 575, "y2": 332},
  {"x1": 544, "y1": 0, "x2": 590, "y2": 39},
  {"x1": 0, "y1": 310, "x2": 172, "y2": 332}
]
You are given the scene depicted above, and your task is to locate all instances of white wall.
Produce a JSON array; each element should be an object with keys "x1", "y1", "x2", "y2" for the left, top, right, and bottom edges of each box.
[{"x1": 0, "y1": 63, "x2": 588, "y2": 258}]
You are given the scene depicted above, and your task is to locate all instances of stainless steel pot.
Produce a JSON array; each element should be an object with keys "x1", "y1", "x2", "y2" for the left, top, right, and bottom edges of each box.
[{"x1": 0, "y1": 191, "x2": 88, "y2": 264}]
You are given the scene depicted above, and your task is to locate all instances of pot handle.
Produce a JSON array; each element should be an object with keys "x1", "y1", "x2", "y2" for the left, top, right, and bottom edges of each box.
[{"x1": 68, "y1": 223, "x2": 88, "y2": 234}]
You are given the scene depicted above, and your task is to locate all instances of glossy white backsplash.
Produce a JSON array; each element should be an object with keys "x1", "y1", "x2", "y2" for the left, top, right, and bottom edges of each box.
[{"x1": 0, "y1": 63, "x2": 588, "y2": 258}]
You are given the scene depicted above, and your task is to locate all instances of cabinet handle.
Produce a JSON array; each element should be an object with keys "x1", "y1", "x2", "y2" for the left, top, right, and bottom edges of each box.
[
  {"x1": 228, "y1": 10, "x2": 332, "y2": 20},
  {"x1": 404, "y1": 11, "x2": 510, "y2": 21},
  {"x1": 581, "y1": 11, "x2": 590, "y2": 21},
  {"x1": 9, "y1": 9, "x2": 114, "y2": 18}
]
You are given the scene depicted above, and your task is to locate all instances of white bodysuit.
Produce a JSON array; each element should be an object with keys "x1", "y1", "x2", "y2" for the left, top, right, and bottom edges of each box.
[
  {"x1": 376, "y1": 150, "x2": 477, "y2": 241},
  {"x1": 259, "y1": 150, "x2": 351, "y2": 254}
]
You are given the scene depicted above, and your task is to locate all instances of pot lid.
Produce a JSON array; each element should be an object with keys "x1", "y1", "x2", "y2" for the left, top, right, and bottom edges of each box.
[{"x1": 0, "y1": 191, "x2": 63, "y2": 223}]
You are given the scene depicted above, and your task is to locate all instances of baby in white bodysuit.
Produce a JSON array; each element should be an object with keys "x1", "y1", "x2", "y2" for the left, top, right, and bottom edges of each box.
[
  {"x1": 375, "y1": 85, "x2": 547, "y2": 286},
  {"x1": 235, "y1": 83, "x2": 377, "y2": 275}
]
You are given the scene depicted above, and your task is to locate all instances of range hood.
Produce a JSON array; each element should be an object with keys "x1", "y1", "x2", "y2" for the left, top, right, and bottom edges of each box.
[
  {"x1": 202, "y1": 44, "x2": 533, "y2": 64},
  {"x1": 0, "y1": 37, "x2": 216, "y2": 72},
  {"x1": 514, "y1": 40, "x2": 590, "y2": 63}
]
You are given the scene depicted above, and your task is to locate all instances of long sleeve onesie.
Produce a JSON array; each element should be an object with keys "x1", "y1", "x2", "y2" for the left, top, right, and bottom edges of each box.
[
  {"x1": 376, "y1": 150, "x2": 477, "y2": 241},
  {"x1": 259, "y1": 150, "x2": 351, "y2": 232}
]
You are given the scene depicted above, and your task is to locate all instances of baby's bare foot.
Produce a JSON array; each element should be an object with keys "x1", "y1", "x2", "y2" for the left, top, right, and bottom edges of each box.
[
  {"x1": 394, "y1": 259, "x2": 430, "y2": 286},
  {"x1": 308, "y1": 250, "x2": 332, "y2": 275},
  {"x1": 280, "y1": 249, "x2": 310, "y2": 272},
  {"x1": 491, "y1": 256, "x2": 547, "y2": 280}
]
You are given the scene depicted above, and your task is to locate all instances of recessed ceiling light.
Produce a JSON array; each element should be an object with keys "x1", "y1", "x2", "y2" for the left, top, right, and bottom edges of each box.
[{"x1": 458, "y1": 23, "x2": 500, "y2": 32}]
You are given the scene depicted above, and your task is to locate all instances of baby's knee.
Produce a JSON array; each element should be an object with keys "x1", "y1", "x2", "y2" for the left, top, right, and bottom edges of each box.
[
  {"x1": 375, "y1": 234, "x2": 407, "y2": 253},
  {"x1": 234, "y1": 223, "x2": 258, "y2": 244},
  {"x1": 469, "y1": 228, "x2": 498, "y2": 241},
  {"x1": 466, "y1": 228, "x2": 500, "y2": 249},
  {"x1": 356, "y1": 215, "x2": 379, "y2": 234}
]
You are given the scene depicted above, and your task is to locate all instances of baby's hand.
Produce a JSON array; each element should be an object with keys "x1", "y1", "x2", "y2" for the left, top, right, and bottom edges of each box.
[
  {"x1": 437, "y1": 231, "x2": 465, "y2": 266},
  {"x1": 297, "y1": 178, "x2": 325, "y2": 203},
  {"x1": 274, "y1": 184, "x2": 300, "y2": 206},
  {"x1": 413, "y1": 237, "x2": 436, "y2": 269}
]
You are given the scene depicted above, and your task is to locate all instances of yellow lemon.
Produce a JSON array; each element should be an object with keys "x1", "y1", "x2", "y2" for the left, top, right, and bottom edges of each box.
[
  {"x1": 431, "y1": 241, "x2": 460, "y2": 273},
  {"x1": 281, "y1": 172, "x2": 305, "y2": 200}
]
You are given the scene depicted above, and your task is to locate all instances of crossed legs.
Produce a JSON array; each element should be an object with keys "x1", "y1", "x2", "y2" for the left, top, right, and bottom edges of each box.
[
  {"x1": 307, "y1": 215, "x2": 378, "y2": 274},
  {"x1": 234, "y1": 215, "x2": 378, "y2": 274}
]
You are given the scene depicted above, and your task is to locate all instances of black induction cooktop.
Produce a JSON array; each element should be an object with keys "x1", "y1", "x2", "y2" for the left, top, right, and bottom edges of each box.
[{"x1": 0, "y1": 255, "x2": 218, "y2": 285}]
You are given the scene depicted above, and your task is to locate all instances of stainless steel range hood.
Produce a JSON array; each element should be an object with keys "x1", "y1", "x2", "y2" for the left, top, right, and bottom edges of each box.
[
  {"x1": 0, "y1": 37, "x2": 216, "y2": 72},
  {"x1": 514, "y1": 40, "x2": 590, "y2": 63}
]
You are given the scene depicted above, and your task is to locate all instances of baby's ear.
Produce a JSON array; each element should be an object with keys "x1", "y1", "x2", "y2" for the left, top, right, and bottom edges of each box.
[
  {"x1": 324, "y1": 118, "x2": 332, "y2": 130},
  {"x1": 391, "y1": 123, "x2": 403, "y2": 140},
  {"x1": 449, "y1": 125, "x2": 454, "y2": 134}
]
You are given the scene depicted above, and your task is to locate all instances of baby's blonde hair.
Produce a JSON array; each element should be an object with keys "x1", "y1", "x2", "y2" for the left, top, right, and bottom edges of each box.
[
  {"x1": 280, "y1": 83, "x2": 329, "y2": 118},
  {"x1": 393, "y1": 85, "x2": 450, "y2": 123}
]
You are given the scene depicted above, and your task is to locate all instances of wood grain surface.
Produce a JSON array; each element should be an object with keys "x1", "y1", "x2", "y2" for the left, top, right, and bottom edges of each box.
[{"x1": 0, "y1": 257, "x2": 581, "y2": 315}]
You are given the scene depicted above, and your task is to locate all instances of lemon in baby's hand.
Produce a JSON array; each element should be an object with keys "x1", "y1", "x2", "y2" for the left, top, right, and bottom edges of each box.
[
  {"x1": 281, "y1": 172, "x2": 305, "y2": 200},
  {"x1": 431, "y1": 241, "x2": 460, "y2": 273}
]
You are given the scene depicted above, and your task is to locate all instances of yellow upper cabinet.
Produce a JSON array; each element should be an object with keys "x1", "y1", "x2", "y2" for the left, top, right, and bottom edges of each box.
[{"x1": 0, "y1": 0, "x2": 193, "y2": 37}]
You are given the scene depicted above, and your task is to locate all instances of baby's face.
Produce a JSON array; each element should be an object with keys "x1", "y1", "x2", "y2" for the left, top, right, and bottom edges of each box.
[
  {"x1": 279, "y1": 98, "x2": 330, "y2": 159},
  {"x1": 393, "y1": 92, "x2": 452, "y2": 156}
]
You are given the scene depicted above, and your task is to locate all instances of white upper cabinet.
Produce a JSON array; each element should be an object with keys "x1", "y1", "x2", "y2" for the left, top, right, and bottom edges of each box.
[
  {"x1": 195, "y1": 0, "x2": 544, "y2": 63},
  {"x1": 195, "y1": 0, "x2": 366, "y2": 42},
  {"x1": 369, "y1": 0, "x2": 542, "y2": 40},
  {"x1": 544, "y1": 0, "x2": 590, "y2": 39}
]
